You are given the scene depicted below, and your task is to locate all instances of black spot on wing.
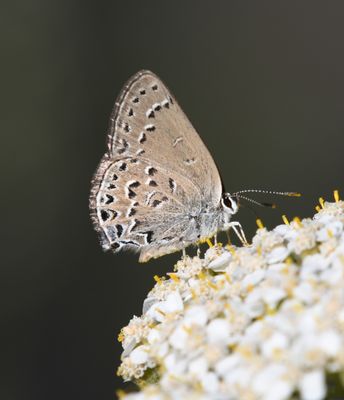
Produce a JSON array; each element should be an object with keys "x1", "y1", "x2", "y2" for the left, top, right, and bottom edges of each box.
[
  {"x1": 129, "y1": 181, "x2": 141, "y2": 188},
  {"x1": 148, "y1": 180, "x2": 158, "y2": 187},
  {"x1": 116, "y1": 224, "x2": 124, "y2": 237},
  {"x1": 144, "y1": 231, "x2": 154, "y2": 244},
  {"x1": 147, "y1": 167, "x2": 157, "y2": 176},
  {"x1": 105, "y1": 194, "x2": 114, "y2": 204}
]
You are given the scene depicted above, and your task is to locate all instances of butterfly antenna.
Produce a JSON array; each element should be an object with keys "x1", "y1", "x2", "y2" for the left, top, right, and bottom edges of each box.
[
  {"x1": 232, "y1": 189, "x2": 301, "y2": 198},
  {"x1": 236, "y1": 195, "x2": 277, "y2": 208}
]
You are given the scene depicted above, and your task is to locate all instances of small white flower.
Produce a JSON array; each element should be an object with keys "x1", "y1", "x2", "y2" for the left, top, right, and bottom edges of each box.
[
  {"x1": 130, "y1": 345, "x2": 149, "y2": 364},
  {"x1": 318, "y1": 330, "x2": 342, "y2": 357},
  {"x1": 161, "y1": 291, "x2": 184, "y2": 313},
  {"x1": 242, "y1": 270, "x2": 265, "y2": 288},
  {"x1": 262, "y1": 287, "x2": 287, "y2": 308},
  {"x1": 244, "y1": 289, "x2": 265, "y2": 318},
  {"x1": 261, "y1": 332, "x2": 289, "y2": 358},
  {"x1": 252, "y1": 363, "x2": 288, "y2": 396},
  {"x1": 163, "y1": 353, "x2": 187, "y2": 375},
  {"x1": 245, "y1": 319, "x2": 264, "y2": 337},
  {"x1": 147, "y1": 328, "x2": 161, "y2": 344},
  {"x1": 266, "y1": 245, "x2": 289, "y2": 264},
  {"x1": 207, "y1": 250, "x2": 231, "y2": 271},
  {"x1": 184, "y1": 305, "x2": 208, "y2": 326},
  {"x1": 264, "y1": 381, "x2": 294, "y2": 400},
  {"x1": 215, "y1": 354, "x2": 240, "y2": 377},
  {"x1": 287, "y1": 227, "x2": 317, "y2": 255},
  {"x1": 224, "y1": 366, "x2": 253, "y2": 389},
  {"x1": 301, "y1": 254, "x2": 329, "y2": 280},
  {"x1": 229, "y1": 263, "x2": 246, "y2": 281},
  {"x1": 188, "y1": 356, "x2": 208, "y2": 375},
  {"x1": 293, "y1": 282, "x2": 316, "y2": 305},
  {"x1": 154, "y1": 341, "x2": 169, "y2": 359},
  {"x1": 273, "y1": 223, "x2": 291, "y2": 236},
  {"x1": 145, "y1": 302, "x2": 166, "y2": 322},
  {"x1": 316, "y1": 220, "x2": 343, "y2": 241},
  {"x1": 142, "y1": 297, "x2": 158, "y2": 314},
  {"x1": 299, "y1": 370, "x2": 326, "y2": 400},
  {"x1": 320, "y1": 256, "x2": 343, "y2": 283},
  {"x1": 266, "y1": 314, "x2": 295, "y2": 336},
  {"x1": 146, "y1": 291, "x2": 184, "y2": 322},
  {"x1": 169, "y1": 324, "x2": 189, "y2": 350},
  {"x1": 206, "y1": 318, "x2": 231, "y2": 344},
  {"x1": 201, "y1": 371, "x2": 219, "y2": 394},
  {"x1": 292, "y1": 334, "x2": 325, "y2": 368}
]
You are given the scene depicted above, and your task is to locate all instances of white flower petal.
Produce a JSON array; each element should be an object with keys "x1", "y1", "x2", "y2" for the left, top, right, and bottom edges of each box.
[
  {"x1": 318, "y1": 330, "x2": 342, "y2": 357},
  {"x1": 266, "y1": 246, "x2": 289, "y2": 264},
  {"x1": 147, "y1": 328, "x2": 161, "y2": 344},
  {"x1": 156, "y1": 342, "x2": 169, "y2": 358},
  {"x1": 206, "y1": 318, "x2": 231, "y2": 344},
  {"x1": 215, "y1": 354, "x2": 240, "y2": 377},
  {"x1": 164, "y1": 353, "x2": 187, "y2": 375},
  {"x1": 130, "y1": 345, "x2": 149, "y2": 364},
  {"x1": 169, "y1": 325, "x2": 188, "y2": 350},
  {"x1": 262, "y1": 287, "x2": 286, "y2": 308},
  {"x1": 242, "y1": 270, "x2": 265, "y2": 288},
  {"x1": 293, "y1": 282, "x2": 315, "y2": 304},
  {"x1": 146, "y1": 302, "x2": 167, "y2": 323},
  {"x1": 253, "y1": 364, "x2": 288, "y2": 394},
  {"x1": 299, "y1": 370, "x2": 326, "y2": 400},
  {"x1": 161, "y1": 291, "x2": 184, "y2": 314},
  {"x1": 316, "y1": 220, "x2": 343, "y2": 242},
  {"x1": 122, "y1": 338, "x2": 137, "y2": 358},
  {"x1": 201, "y1": 372, "x2": 219, "y2": 393},
  {"x1": 264, "y1": 381, "x2": 294, "y2": 400},
  {"x1": 184, "y1": 305, "x2": 208, "y2": 326},
  {"x1": 207, "y1": 251, "x2": 231, "y2": 271},
  {"x1": 224, "y1": 366, "x2": 252, "y2": 387},
  {"x1": 301, "y1": 254, "x2": 328, "y2": 279},
  {"x1": 244, "y1": 289, "x2": 265, "y2": 318},
  {"x1": 274, "y1": 224, "x2": 291, "y2": 236},
  {"x1": 188, "y1": 356, "x2": 208, "y2": 375},
  {"x1": 261, "y1": 332, "x2": 289, "y2": 358},
  {"x1": 142, "y1": 297, "x2": 158, "y2": 314}
]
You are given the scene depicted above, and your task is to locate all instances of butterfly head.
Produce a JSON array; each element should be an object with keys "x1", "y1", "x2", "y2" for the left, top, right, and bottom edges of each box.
[{"x1": 221, "y1": 193, "x2": 239, "y2": 216}]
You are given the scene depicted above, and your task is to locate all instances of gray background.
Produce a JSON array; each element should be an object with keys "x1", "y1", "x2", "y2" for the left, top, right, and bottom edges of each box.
[{"x1": 2, "y1": 1, "x2": 344, "y2": 399}]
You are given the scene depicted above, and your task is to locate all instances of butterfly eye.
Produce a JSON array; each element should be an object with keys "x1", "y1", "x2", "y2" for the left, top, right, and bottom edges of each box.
[{"x1": 221, "y1": 194, "x2": 238, "y2": 215}]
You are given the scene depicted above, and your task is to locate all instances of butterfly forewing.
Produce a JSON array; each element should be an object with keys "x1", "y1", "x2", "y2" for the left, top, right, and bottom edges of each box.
[{"x1": 108, "y1": 71, "x2": 222, "y2": 201}]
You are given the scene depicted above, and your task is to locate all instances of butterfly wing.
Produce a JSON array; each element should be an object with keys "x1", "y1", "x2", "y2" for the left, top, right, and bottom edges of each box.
[
  {"x1": 107, "y1": 70, "x2": 222, "y2": 203},
  {"x1": 90, "y1": 70, "x2": 223, "y2": 260}
]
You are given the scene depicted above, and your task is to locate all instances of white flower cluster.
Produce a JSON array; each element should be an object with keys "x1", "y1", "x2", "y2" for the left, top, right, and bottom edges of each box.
[{"x1": 117, "y1": 196, "x2": 344, "y2": 400}]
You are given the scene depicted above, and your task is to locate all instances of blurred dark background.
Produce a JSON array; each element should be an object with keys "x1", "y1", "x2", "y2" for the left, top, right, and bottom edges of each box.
[{"x1": 2, "y1": 1, "x2": 344, "y2": 399}]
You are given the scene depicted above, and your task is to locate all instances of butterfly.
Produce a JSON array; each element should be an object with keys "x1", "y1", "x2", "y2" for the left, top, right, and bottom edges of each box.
[{"x1": 89, "y1": 70, "x2": 298, "y2": 262}]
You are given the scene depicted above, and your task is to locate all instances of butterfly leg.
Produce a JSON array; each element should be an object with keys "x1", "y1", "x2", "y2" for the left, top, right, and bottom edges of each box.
[
  {"x1": 227, "y1": 221, "x2": 248, "y2": 246},
  {"x1": 213, "y1": 234, "x2": 218, "y2": 245},
  {"x1": 182, "y1": 244, "x2": 187, "y2": 259},
  {"x1": 197, "y1": 244, "x2": 201, "y2": 258}
]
